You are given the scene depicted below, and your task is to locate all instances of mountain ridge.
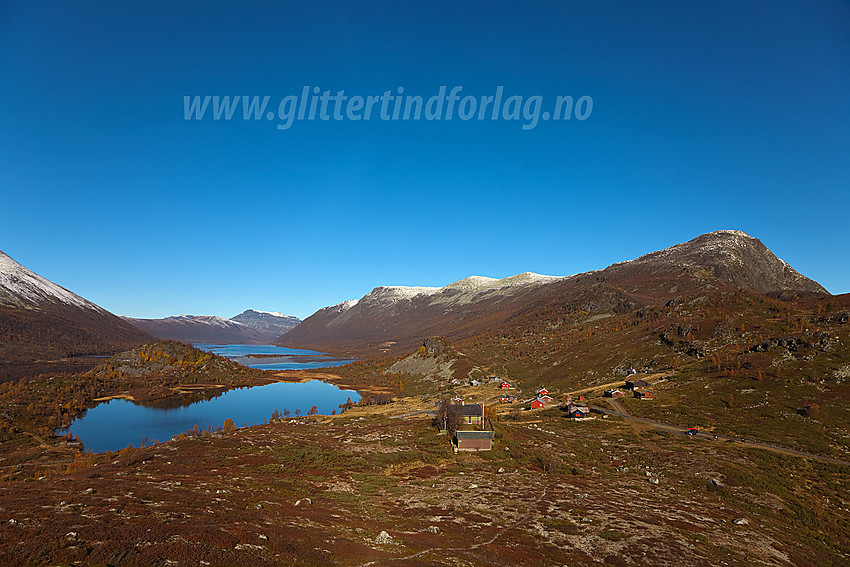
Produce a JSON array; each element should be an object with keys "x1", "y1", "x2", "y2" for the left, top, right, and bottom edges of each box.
[
  {"x1": 275, "y1": 230, "x2": 828, "y2": 355},
  {"x1": 122, "y1": 310, "x2": 301, "y2": 344}
]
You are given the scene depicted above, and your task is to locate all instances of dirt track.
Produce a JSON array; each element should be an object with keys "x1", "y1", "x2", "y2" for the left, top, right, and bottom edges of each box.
[{"x1": 593, "y1": 404, "x2": 850, "y2": 467}]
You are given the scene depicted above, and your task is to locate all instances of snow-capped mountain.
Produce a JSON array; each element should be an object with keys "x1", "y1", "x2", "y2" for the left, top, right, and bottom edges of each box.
[
  {"x1": 276, "y1": 231, "x2": 827, "y2": 356},
  {"x1": 0, "y1": 250, "x2": 153, "y2": 378},
  {"x1": 276, "y1": 271, "x2": 569, "y2": 353}
]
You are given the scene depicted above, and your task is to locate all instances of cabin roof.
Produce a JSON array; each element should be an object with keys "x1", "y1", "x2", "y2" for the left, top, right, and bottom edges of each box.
[
  {"x1": 461, "y1": 404, "x2": 483, "y2": 416},
  {"x1": 455, "y1": 431, "x2": 494, "y2": 440}
]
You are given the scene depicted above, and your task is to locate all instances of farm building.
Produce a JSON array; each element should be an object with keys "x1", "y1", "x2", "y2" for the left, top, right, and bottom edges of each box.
[
  {"x1": 626, "y1": 379, "x2": 649, "y2": 390},
  {"x1": 500, "y1": 381, "x2": 513, "y2": 389},
  {"x1": 530, "y1": 399, "x2": 547, "y2": 409},
  {"x1": 604, "y1": 389, "x2": 625, "y2": 398},
  {"x1": 634, "y1": 390, "x2": 655, "y2": 399},
  {"x1": 454, "y1": 430, "x2": 494, "y2": 451},
  {"x1": 537, "y1": 388, "x2": 549, "y2": 397},
  {"x1": 498, "y1": 395, "x2": 515, "y2": 403}
]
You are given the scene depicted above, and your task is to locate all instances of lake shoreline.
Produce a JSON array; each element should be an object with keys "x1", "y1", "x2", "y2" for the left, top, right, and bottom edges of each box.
[{"x1": 67, "y1": 376, "x2": 365, "y2": 453}]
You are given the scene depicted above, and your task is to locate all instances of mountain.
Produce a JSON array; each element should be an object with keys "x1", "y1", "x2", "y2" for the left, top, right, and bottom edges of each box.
[
  {"x1": 602, "y1": 230, "x2": 827, "y2": 296},
  {"x1": 275, "y1": 272, "x2": 571, "y2": 354},
  {"x1": 0, "y1": 251, "x2": 154, "y2": 379},
  {"x1": 230, "y1": 310, "x2": 300, "y2": 339},
  {"x1": 122, "y1": 310, "x2": 301, "y2": 344},
  {"x1": 121, "y1": 315, "x2": 269, "y2": 344},
  {"x1": 275, "y1": 231, "x2": 829, "y2": 356}
]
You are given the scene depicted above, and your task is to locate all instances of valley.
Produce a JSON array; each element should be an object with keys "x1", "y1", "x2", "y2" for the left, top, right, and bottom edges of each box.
[{"x1": 0, "y1": 231, "x2": 848, "y2": 565}]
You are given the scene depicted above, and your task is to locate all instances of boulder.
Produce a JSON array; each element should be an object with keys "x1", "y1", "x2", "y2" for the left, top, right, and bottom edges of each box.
[{"x1": 375, "y1": 531, "x2": 393, "y2": 544}]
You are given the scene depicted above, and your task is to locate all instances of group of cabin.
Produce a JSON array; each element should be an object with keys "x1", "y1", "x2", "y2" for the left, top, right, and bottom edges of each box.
[
  {"x1": 605, "y1": 378, "x2": 655, "y2": 400},
  {"x1": 498, "y1": 380, "x2": 515, "y2": 403}
]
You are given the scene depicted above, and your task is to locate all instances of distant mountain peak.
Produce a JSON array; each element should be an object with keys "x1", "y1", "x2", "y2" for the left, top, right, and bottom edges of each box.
[
  {"x1": 230, "y1": 309, "x2": 301, "y2": 339},
  {"x1": 241, "y1": 309, "x2": 288, "y2": 317},
  {"x1": 610, "y1": 230, "x2": 827, "y2": 294}
]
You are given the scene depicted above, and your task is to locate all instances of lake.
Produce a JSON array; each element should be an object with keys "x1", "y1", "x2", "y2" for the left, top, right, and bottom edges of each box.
[
  {"x1": 193, "y1": 343, "x2": 356, "y2": 370},
  {"x1": 65, "y1": 343, "x2": 360, "y2": 453},
  {"x1": 66, "y1": 379, "x2": 361, "y2": 453}
]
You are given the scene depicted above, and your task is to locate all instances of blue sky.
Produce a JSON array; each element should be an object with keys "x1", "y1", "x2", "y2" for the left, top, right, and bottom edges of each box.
[{"x1": 1, "y1": 1, "x2": 848, "y2": 319}]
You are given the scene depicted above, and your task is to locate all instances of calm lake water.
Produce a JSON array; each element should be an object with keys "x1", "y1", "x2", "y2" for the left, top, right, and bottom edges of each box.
[
  {"x1": 193, "y1": 343, "x2": 355, "y2": 370},
  {"x1": 67, "y1": 380, "x2": 361, "y2": 453},
  {"x1": 66, "y1": 344, "x2": 359, "y2": 453}
]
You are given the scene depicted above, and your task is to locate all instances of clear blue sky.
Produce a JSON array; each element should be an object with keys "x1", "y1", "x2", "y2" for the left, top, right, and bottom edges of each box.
[{"x1": 1, "y1": 1, "x2": 848, "y2": 319}]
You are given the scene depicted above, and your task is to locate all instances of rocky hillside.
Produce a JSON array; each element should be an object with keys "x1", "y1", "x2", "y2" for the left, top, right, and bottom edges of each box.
[
  {"x1": 0, "y1": 251, "x2": 153, "y2": 379},
  {"x1": 603, "y1": 230, "x2": 827, "y2": 297},
  {"x1": 276, "y1": 231, "x2": 828, "y2": 356}
]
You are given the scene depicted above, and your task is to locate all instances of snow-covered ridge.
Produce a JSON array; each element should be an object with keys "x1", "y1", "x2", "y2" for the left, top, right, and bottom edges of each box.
[
  {"x1": 364, "y1": 285, "x2": 442, "y2": 303},
  {"x1": 0, "y1": 251, "x2": 101, "y2": 311},
  {"x1": 318, "y1": 299, "x2": 359, "y2": 315},
  {"x1": 164, "y1": 315, "x2": 248, "y2": 328},
  {"x1": 355, "y1": 272, "x2": 566, "y2": 308},
  {"x1": 377, "y1": 272, "x2": 563, "y2": 296}
]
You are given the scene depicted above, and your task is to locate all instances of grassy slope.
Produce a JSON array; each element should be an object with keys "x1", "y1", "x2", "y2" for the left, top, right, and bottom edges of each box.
[
  {"x1": 450, "y1": 291, "x2": 850, "y2": 459},
  {"x1": 0, "y1": 408, "x2": 847, "y2": 566}
]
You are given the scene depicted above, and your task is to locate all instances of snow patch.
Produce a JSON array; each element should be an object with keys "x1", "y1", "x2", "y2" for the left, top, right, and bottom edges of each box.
[
  {"x1": 319, "y1": 299, "x2": 359, "y2": 314},
  {"x1": 248, "y1": 309, "x2": 289, "y2": 317},
  {"x1": 350, "y1": 272, "x2": 566, "y2": 310},
  {"x1": 712, "y1": 229, "x2": 753, "y2": 239},
  {"x1": 0, "y1": 251, "x2": 101, "y2": 311},
  {"x1": 364, "y1": 285, "x2": 441, "y2": 304}
]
